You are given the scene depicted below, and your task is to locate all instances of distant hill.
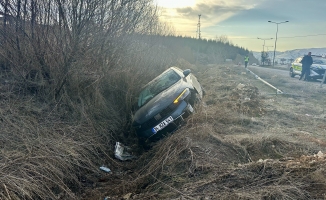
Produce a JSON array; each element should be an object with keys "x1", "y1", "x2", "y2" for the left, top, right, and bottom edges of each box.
[{"x1": 253, "y1": 47, "x2": 326, "y2": 63}]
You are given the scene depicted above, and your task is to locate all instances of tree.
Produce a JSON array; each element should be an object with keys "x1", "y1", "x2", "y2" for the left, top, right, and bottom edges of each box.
[
  {"x1": 280, "y1": 58, "x2": 286, "y2": 65},
  {"x1": 0, "y1": 0, "x2": 160, "y2": 98},
  {"x1": 261, "y1": 51, "x2": 269, "y2": 66}
]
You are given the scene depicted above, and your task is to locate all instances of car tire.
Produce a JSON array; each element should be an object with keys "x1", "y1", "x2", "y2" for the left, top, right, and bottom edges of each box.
[
  {"x1": 190, "y1": 92, "x2": 201, "y2": 106},
  {"x1": 289, "y1": 68, "x2": 295, "y2": 78},
  {"x1": 138, "y1": 137, "x2": 152, "y2": 150}
]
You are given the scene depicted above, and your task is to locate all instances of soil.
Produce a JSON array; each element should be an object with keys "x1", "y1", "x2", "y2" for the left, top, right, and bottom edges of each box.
[{"x1": 83, "y1": 64, "x2": 326, "y2": 200}]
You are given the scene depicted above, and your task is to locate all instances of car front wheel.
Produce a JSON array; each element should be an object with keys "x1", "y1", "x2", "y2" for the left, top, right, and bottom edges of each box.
[
  {"x1": 189, "y1": 91, "x2": 200, "y2": 106},
  {"x1": 289, "y1": 68, "x2": 295, "y2": 78}
]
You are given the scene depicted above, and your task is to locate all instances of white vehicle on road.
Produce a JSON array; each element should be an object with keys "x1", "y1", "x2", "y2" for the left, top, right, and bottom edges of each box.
[{"x1": 289, "y1": 55, "x2": 326, "y2": 82}]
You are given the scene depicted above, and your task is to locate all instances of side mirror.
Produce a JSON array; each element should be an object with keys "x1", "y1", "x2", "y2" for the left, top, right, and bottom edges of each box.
[{"x1": 183, "y1": 69, "x2": 191, "y2": 77}]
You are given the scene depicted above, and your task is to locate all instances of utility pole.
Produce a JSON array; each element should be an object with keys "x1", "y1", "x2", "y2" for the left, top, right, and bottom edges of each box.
[
  {"x1": 257, "y1": 37, "x2": 273, "y2": 66},
  {"x1": 257, "y1": 37, "x2": 273, "y2": 53},
  {"x1": 268, "y1": 20, "x2": 289, "y2": 66},
  {"x1": 196, "y1": 14, "x2": 201, "y2": 64},
  {"x1": 197, "y1": 14, "x2": 201, "y2": 39},
  {"x1": 265, "y1": 46, "x2": 273, "y2": 52}
]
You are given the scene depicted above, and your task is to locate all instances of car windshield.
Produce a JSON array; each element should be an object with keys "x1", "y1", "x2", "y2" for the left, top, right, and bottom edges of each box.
[
  {"x1": 138, "y1": 69, "x2": 181, "y2": 107},
  {"x1": 313, "y1": 58, "x2": 326, "y2": 65}
]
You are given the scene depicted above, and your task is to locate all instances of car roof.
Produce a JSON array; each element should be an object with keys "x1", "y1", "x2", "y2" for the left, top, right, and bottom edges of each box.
[
  {"x1": 169, "y1": 66, "x2": 186, "y2": 76},
  {"x1": 170, "y1": 66, "x2": 183, "y2": 72}
]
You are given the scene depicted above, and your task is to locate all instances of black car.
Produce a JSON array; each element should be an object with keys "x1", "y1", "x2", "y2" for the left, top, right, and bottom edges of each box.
[{"x1": 132, "y1": 67, "x2": 204, "y2": 141}]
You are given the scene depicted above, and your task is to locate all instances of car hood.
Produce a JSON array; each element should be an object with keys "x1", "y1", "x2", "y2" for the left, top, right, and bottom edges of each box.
[{"x1": 133, "y1": 80, "x2": 191, "y2": 125}]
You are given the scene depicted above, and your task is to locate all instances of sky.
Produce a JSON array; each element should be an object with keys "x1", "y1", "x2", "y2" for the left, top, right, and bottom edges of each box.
[{"x1": 154, "y1": 0, "x2": 326, "y2": 52}]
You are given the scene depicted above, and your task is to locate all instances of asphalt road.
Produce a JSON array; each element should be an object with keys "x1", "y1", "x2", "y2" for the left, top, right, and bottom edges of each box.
[
  {"x1": 247, "y1": 65, "x2": 325, "y2": 84},
  {"x1": 248, "y1": 65, "x2": 288, "y2": 77},
  {"x1": 236, "y1": 64, "x2": 326, "y2": 95}
]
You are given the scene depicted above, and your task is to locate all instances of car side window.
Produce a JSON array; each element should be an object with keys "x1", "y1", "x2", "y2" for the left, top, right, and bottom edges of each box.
[
  {"x1": 313, "y1": 59, "x2": 326, "y2": 64},
  {"x1": 321, "y1": 59, "x2": 326, "y2": 64}
]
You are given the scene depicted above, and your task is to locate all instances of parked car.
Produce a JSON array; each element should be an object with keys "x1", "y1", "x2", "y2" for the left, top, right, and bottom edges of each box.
[
  {"x1": 289, "y1": 55, "x2": 326, "y2": 81},
  {"x1": 252, "y1": 63, "x2": 257, "y2": 66},
  {"x1": 132, "y1": 67, "x2": 204, "y2": 141}
]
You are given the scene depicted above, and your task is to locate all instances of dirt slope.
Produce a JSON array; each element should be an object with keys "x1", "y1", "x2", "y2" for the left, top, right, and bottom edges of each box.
[{"x1": 84, "y1": 64, "x2": 326, "y2": 200}]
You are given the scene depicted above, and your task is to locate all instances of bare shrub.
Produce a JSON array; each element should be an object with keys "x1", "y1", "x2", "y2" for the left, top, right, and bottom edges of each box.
[
  {"x1": 0, "y1": 0, "x2": 161, "y2": 97},
  {"x1": 0, "y1": 0, "x2": 173, "y2": 199}
]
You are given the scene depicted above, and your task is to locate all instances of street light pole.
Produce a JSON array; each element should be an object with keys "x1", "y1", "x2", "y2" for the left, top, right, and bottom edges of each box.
[{"x1": 268, "y1": 20, "x2": 289, "y2": 66}]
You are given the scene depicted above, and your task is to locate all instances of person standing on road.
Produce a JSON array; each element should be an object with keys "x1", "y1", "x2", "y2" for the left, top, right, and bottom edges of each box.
[
  {"x1": 299, "y1": 52, "x2": 313, "y2": 81},
  {"x1": 244, "y1": 55, "x2": 249, "y2": 68}
]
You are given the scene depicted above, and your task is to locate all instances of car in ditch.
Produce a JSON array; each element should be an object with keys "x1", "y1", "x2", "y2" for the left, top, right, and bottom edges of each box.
[
  {"x1": 132, "y1": 67, "x2": 204, "y2": 141},
  {"x1": 289, "y1": 55, "x2": 326, "y2": 81}
]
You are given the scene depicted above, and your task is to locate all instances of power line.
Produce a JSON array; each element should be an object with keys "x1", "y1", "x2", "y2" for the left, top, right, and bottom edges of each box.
[
  {"x1": 279, "y1": 33, "x2": 326, "y2": 38},
  {"x1": 174, "y1": 31, "x2": 326, "y2": 40},
  {"x1": 228, "y1": 33, "x2": 326, "y2": 40}
]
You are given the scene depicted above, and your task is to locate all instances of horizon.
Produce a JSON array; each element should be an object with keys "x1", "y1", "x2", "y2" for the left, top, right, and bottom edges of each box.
[
  {"x1": 155, "y1": 0, "x2": 326, "y2": 52},
  {"x1": 252, "y1": 47, "x2": 326, "y2": 53}
]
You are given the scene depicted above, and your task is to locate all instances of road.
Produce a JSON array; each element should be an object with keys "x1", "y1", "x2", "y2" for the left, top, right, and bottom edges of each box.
[
  {"x1": 248, "y1": 65, "x2": 325, "y2": 85},
  {"x1": 248, "y1": 65, "x2": 288, "y2": 77},
  {"x1": 236, "y1": 65, "x2": 326, "y2": 95}
]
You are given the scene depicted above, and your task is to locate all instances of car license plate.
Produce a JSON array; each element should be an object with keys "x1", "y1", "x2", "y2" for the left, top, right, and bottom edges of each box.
[{"x1": 152, "y1": 116, "x2": 174, "y2": 134}]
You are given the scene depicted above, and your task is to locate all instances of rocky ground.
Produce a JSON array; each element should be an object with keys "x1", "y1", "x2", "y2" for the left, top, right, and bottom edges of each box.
[{"x1": 83, "y1": 64, "x2": 326, "y2": 200}]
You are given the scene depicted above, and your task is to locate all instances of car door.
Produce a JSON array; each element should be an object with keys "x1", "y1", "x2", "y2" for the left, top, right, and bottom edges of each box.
[
  {"x1": 189, "y1": 73, "x2": 203, "y2": 98},
  {"x1": 292, "y1": 57, "x2": 302, "y2": 74},
  {"x1": 312, "y1": 57, "x2": 326, "y2": 76}
]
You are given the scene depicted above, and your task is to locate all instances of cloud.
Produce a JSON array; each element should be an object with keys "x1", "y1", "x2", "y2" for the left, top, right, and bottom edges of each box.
[
  {"x1": 158, "y1": 0, "x2": 265, "y2": 35},
  {"x1": 157, "y1": 0, "x2": 326, "y2": 51},
  {"x1": 177, "y1": 4, "x2": 244, "y2": 18}
]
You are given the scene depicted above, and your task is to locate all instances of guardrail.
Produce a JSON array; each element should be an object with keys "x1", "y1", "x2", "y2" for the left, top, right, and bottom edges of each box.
[
  {"x1": 245, "y1": 68, "x2": 283, "y2": 94},
  {"x1": 243, "y1": 66, "x2": 326, "y2": 94}
]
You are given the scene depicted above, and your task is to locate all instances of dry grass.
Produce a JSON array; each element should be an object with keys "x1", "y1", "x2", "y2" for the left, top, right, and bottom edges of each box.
[
  {"x1": 1, "y1": 2, "x2": 263, "y2": 199},
  {"x1": 85, "y1": 64, "x2": 326, "y2": 200},
  {"x1": 0, "y1": 33, "x2": 179, "y2": 199},
  {"x1": 1, "y1": 58, "x2": 326, "y2": 199},
  {"x1": 1, "y1": 33, "x2": 326, "y2": 199},
  {"x1": 0, "y1": 96, "x2": 106, "y2": 199}
]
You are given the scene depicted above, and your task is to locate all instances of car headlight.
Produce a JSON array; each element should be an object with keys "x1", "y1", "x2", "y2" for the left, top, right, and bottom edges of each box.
[{"x1": 174, "y1": 88, "x2": 190, "y2": 104}]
